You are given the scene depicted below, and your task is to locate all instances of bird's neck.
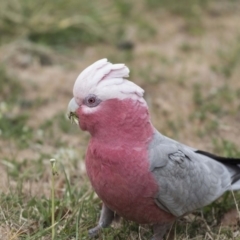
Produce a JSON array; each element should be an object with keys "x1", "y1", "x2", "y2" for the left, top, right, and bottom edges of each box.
[{"x1": 90, "y1": 99, "x2": 154, "y2": 145}]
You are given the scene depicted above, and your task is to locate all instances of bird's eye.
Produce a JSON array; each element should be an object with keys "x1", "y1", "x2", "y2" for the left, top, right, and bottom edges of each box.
[
  {"x1": 88, "y1": 97, "x2": 96, "y2": 104},
  {"x1": 84, "y1": 94, "x2": 101, "y2": 107}
]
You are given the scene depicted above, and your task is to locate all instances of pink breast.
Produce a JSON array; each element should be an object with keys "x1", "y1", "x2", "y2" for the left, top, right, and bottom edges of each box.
[{"x1": 86, "y1": 140, "x2": 175, "y2": 224}]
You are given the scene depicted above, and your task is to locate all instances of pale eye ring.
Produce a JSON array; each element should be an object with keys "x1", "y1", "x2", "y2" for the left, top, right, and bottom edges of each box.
[{"x1": 84, "y1": 94, "x2": 101, "y2": 107}]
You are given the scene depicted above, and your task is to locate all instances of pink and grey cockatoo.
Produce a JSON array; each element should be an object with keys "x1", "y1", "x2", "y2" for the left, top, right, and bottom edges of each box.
[{"x1": 68, "y1": 59, "x2": 240, "y2": 239}]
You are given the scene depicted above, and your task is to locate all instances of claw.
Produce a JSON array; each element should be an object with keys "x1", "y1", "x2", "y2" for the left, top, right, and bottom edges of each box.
[{"x1": 88, "y1": 225, "x2": 101, "y2": 238}]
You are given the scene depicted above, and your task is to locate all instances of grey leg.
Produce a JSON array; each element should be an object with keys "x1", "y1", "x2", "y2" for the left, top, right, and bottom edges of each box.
[
  {"x1": 151, "y1": 222, "x2": 174, "y2": 240},
  {"x1": 89, "y1": 203, "x2": 114, "y2": 237}
]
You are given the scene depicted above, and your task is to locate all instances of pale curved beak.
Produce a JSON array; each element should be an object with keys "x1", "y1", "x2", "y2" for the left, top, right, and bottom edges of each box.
[{"x1": 67, "y1": 98, "x2": 79, "y2": 124}]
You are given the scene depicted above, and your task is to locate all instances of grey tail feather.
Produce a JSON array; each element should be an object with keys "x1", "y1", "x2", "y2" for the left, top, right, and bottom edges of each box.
[{"x1": 195, "y1": 150, "x2": 240, "y2": 187}]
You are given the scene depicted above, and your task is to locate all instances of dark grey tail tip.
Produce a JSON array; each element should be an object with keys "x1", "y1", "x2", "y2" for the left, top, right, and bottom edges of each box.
[{"x1": 195, "y1": 150, "x2": 240, "y2": 165}]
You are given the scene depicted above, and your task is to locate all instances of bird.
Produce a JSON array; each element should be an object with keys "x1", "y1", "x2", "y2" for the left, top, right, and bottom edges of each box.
[{"x1": 67, "y1": 59, "x2": 240, "y2": 239}]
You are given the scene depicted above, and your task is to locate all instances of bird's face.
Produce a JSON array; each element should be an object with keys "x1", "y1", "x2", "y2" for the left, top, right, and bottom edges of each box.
[
  {"x1": 67, "y1": 59, "x2": 147, "y2": 135},
  {"x1": 68, "y1": 93, "x2": 103, "y2": 131}
]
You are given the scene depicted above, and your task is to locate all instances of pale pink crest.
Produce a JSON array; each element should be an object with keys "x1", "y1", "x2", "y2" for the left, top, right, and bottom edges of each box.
[{"x1": 73, "y1": 59, "x2": 145, "y2": 104}]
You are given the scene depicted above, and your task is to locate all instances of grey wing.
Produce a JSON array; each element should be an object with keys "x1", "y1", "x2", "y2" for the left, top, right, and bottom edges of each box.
[{"x1": 149, "y1": 130, "x2": 232, "y2": 217}]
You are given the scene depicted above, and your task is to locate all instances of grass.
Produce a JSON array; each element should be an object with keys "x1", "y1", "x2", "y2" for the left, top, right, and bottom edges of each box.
[
  {"x1": 215, "y1": 40, "x2": 240, "y2": 79},
  {"x1": 0, "y1": 0, "x2": 240, "y2": 239},
  {"x1": 0, "y1": 0, "x2": 122, "y2": 47},
  {"x1": 145, "y1": 0, "x2": 210, "y2": 34},
  {"x1": 0, "y1": 0, "x2": 232, "y2": 48},
  {"x1": 0, "y1": 66, "x2": 24, "y2": 103}
]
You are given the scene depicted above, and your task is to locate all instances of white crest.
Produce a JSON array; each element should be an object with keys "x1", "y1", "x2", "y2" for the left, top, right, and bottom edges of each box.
[{"x1": 73, "y1": 59, "x2": 145, "y2": 104}]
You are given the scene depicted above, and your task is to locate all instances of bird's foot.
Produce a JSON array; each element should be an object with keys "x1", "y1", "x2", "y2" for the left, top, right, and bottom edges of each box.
[
  {"x1": 88, "y1": 225, "x2": 101, "y2": 238},
  {"x1": 89, "y1": 203, "x2": 115, "y2": 237}
]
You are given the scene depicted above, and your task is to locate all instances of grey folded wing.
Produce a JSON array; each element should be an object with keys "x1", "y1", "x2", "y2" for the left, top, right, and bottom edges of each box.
[{"x1": 149, "y1": 130, "x2": 232, "y2": 217}]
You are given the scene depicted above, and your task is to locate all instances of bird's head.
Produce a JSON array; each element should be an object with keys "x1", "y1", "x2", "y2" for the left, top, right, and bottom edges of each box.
[{"x1": 68, "y1": 59, "x2": 151, "y2": 139}]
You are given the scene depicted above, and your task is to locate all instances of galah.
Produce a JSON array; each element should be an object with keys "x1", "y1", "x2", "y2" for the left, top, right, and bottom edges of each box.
[{"x1": 68, "y1": 59, "x2": 240, "y2": 240}]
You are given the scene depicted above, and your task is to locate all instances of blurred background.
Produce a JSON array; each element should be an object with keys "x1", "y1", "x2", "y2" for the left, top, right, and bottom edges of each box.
[{"x1": 0, "y1": 0, "x2": 240, "y2": 239}]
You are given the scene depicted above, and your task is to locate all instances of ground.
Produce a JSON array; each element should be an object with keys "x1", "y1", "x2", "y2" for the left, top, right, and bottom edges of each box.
[{"x1": 0, "y1": 0, "x2": 240, "y2": 239}]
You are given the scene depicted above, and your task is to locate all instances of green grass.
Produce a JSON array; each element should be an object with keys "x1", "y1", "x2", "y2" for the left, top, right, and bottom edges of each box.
[
  {"x1": 0, "y1": 0, "x2": 229, "y2": 48},
  {"x1": 0, "y1": 114, "x2": 33, "y2": 148},
  {"x1": 0, "y1": 66, "x2": 24, "y2": 103},
  {"x1": 0, "y1": 0, "x2": 121, "y2": 47},
  {"x1": 215, "y1": 40, "x2": 240, "y2": 79},
  {"x1": 145, "y1": 0, "x2": 210, "y2": 34},
  {"x1": 0, "y1": 156, "x2": 150, "y2": 239},
  {"x1": 191, "y1": 83, "x2": 238, "y2": 120},
  {"x1": 1, "y1": 169, "x2": 240, "y2": 239},
  {"x1": 0, "y1": 67, "x2": 34, "y2": 148}
]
